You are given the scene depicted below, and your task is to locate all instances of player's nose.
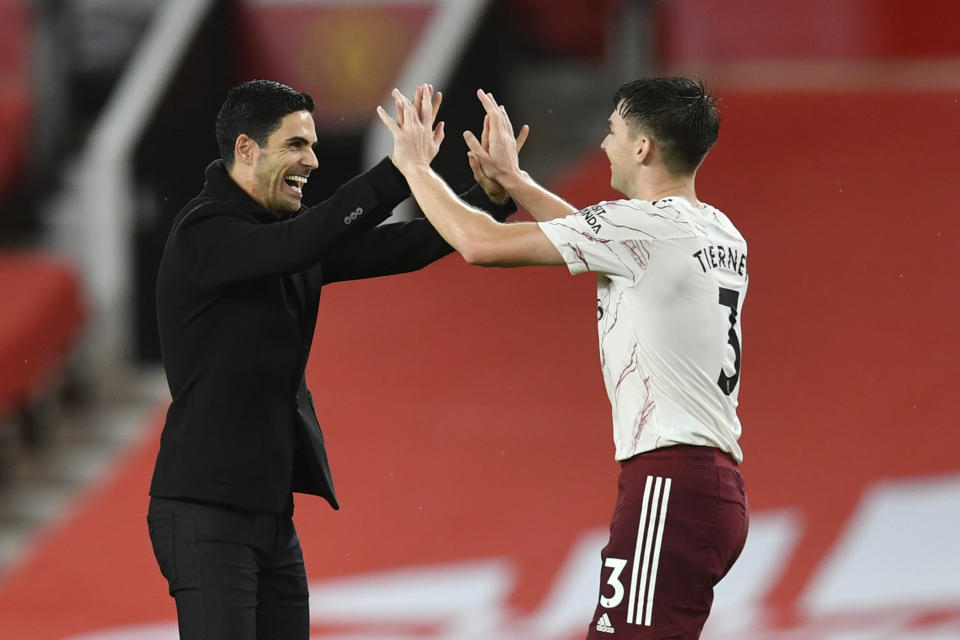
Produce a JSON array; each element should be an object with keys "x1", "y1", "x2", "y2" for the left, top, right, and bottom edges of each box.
[{"x1": 304, "y1": 146, "x2": 319, "y2": 170}]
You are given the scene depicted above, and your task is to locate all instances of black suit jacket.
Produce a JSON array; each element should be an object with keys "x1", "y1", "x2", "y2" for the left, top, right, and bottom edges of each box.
[{"x1": 149, "y1": 158, "x2": 513, "y2": 513}]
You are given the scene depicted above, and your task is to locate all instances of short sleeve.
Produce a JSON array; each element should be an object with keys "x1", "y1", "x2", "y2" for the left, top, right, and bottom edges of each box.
[{"x1": 538, "y1": 201, "x2": 654, "y2": 283}]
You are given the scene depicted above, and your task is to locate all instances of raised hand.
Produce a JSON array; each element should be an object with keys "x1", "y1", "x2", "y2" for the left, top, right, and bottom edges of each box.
[
  {"x1": 413, "y1": 83, "x2": 443, "y2": 130},
  {"x1": 463, "y1": 90, "x2": 529, "y2": 196},
  {"x1": 377, "y1": 84, "x2": 445, "y2": 174},
  {"x1": 466, "y1": 109, "x2": 529, "y2": 203}
]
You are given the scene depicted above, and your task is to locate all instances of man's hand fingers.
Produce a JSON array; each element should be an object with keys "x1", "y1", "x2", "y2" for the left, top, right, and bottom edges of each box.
[
  {"x1": 433, "y1": 121, "x2": 445, "y2": 146},
  {"x1": 463, "y1": 130, "x2": 491, "y2": 164},
  {"x1": 463, "y1": 129, "x2": 482, "y2": 153},
  {"x1": 481, "y1": 114, "x2": 491, "y2": 149},
  {"x1": 417, "y1": 84, "x2": 425, "y2": 119},
  {"x1": 498, "y1": 104, "x2": 514, "y2": 130},
  {"x1": 395, "y1": 89, "x2": 420, "y2": 128},
  {"x1": 376, "y1": 105, "x2": 399, "y2": 135},
  {"x1": 516, "y1": 124, "x2": 530, "y2": 153},
  {"x1": 496, "y1": 104, "x2": 521, "y2": 143},
  {"x1": 467, "y1": 151, "x2": 491, "y2": 184},
  {"x1": 392, "y1": 88, "x2": 417, "y2": 127},
  {"x1": 477, "y1": 89, "x2": 520, "y2": 146},
  {"x1": 419, "y1": 84, "x2": 432, "y2": 121},
  {"x1": 394, "y1": 97, "x2": 404, "y2": 127},
  {"x1": 488, "y1": 92, "x2": 508, "y2": 125},
  {"x1": 413, "y1": 85, "x2": 423, "y2": 115},
  {"x1": 405, "y1": 98, "x2": 421, "y2": 129},
  {"x1": 431, "y1": 89, "x2": 443, "y2": 123},
  {"x1": 476, "y1": 88, "x2": 503, "y2": 120},
  {"x1": 468, "y1": 150, "x2": 509, "y2": 203},
  {"x1": 467, "y1": 151, "x2": 481, "y2": 173},
  {"x1": 391, "y1": 88, "x2": 407, "y2": 127}
]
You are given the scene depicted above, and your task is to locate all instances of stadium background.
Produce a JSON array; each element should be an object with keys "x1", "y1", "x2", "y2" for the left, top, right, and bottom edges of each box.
[{"x1": 0, "y1": 0, "x2": 958, "y2": 638}]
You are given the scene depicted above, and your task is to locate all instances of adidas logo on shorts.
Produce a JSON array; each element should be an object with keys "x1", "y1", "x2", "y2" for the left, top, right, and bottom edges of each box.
[{"x1": 595, "y1": 612, "x2": 615, "y2": 634}]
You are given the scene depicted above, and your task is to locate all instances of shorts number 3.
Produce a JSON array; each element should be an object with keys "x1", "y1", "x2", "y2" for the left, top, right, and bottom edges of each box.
[{"x1": 600, "y1": 557, "x2": 629, "y2": 608}]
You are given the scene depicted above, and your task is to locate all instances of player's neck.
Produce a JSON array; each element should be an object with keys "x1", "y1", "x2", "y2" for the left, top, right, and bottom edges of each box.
[
  {"x1": 229, "y1": 164, "x2": 255, "y2": 199},
  {"x1": 629, "y1": 172, "x2": 701, "y2": 207},
  {"x1": 228, "y1": 163, "x2": 275, "y2": 214}
]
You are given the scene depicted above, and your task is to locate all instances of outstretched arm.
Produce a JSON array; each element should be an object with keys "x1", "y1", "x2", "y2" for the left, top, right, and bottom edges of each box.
[
  {"x1": 377, "y1": 85, "x2": 564, "y2": 268},
  {"x1": 463, "y1": 90, "x2": 577, "y2": 222}
]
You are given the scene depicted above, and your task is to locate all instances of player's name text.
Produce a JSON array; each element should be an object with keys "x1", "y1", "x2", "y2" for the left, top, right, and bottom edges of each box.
[{"x1": 693, "y1": 245, "x2": 746, "y2": 277}]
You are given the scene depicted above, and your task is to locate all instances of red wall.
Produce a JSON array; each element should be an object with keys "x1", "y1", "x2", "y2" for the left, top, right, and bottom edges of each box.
[{"x1": 657, "y1": 0, "x2": 960, "y2": 63}]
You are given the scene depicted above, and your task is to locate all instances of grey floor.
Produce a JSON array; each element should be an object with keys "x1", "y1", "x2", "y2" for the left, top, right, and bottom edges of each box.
[{"x1": 0, "y1": 367, "x2": 169, "y2": 577}]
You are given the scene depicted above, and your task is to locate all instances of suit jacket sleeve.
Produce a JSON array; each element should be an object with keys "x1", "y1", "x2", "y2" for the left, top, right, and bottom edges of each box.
[
  {"x1": 176, "y1": 159, "x2": 410, "y2": 288},
  {"x1": 319, "y1": 183, "x2": 518, "y2": 284}
]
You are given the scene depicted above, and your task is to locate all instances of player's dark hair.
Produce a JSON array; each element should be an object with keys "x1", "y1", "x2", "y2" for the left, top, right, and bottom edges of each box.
[
  {"x1": 215, "y1": 79, "x2": 315, "y2": 169},
  {"x1": 613, "y1": 77, "x2": 719, "y2": 176}
]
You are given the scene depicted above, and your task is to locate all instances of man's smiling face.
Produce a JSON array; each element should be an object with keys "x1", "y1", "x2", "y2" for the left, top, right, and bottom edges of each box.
[
  {"x1": 600, "y1": 105, "x2": 642, "y2": 198},
  {"x1": 249, "y1": 110, "x2": 319, "y2": 215}
]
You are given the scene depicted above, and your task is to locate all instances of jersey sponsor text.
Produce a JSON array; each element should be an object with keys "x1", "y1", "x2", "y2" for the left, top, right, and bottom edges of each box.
[{"x1": 579, "y1": 204, "x2": 605, "y2": 233}]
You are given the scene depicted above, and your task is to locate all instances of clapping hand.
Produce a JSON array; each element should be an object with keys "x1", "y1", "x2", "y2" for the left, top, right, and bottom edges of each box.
[
  {"x1": 464, "y1": 90, "x2": 529, "y2": 203},
  {"x1": 377, "y1": 84, "x2": 445, "y2": 174}
]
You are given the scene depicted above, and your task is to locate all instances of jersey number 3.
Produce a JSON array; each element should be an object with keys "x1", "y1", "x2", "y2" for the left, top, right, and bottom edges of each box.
[{"x1": 717, "y1": 287, "x2": 741, "y2": 396}]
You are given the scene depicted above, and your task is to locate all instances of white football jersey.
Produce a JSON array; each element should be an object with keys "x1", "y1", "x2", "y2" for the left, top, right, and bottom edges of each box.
[{"x1": 538, "y1": 196, "x2": 747, "y2": 462}]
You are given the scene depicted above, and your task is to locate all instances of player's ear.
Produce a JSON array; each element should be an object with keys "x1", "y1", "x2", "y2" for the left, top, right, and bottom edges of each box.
[
  {"x1": 234, "y1": 134, "x2": 258, "y2": 166},
  {"x1": 635, "y1": 135, "x2": 653, "y2": 166}
]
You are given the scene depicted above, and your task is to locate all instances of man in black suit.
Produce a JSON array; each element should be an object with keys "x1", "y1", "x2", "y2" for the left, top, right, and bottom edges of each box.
[{"x1": 146, "y1": 80, "x2": 516, "y2": 639}]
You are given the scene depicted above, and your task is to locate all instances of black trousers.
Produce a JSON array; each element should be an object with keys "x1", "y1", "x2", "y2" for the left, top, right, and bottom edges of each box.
[{"x1": 147, "y1": 496, "x2": 309, "y2": 640}]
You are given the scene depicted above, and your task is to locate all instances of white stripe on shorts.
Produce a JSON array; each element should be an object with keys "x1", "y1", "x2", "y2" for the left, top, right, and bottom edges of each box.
[
  {"x1": 644, "y1": 477, "x2": 671, "y2": 625},
  {"x1": 626, "y1": 475, "x2": 672, "y2": 627}
]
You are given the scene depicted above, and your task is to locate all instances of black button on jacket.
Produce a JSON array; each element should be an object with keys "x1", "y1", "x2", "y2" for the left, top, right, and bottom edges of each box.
[{"x1": 150, "y1": 158, "x2": 514, "y2": 513}]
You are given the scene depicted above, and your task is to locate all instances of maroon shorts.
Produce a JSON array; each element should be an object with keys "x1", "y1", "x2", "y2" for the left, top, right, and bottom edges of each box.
[{"x1": 586, "y1": 445, "x2": 748, "y2": 640}]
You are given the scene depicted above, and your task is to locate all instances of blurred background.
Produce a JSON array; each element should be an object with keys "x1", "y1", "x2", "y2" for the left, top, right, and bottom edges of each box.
[{"x1": 0, "y1": 0, "x2": 958, "y2": 638}]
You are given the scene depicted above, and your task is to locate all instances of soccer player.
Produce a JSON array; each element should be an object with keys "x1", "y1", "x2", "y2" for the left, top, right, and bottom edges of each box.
[{"x1": 378, "y1": 78, "x2": 749, "y2": 639}]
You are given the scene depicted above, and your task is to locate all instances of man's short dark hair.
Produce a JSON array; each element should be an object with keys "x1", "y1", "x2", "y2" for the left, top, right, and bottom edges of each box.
[
  {"x1": 613, "y1": 77, "x2": 719, "y2": 176},
  {"x1": 216, "y1": 80, "x2": 315, "y2": 169}
]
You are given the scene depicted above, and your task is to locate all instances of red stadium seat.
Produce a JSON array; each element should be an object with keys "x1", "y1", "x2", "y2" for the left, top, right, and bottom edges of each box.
[{"x1": 0, "y1": 252, "x2": 85, "y2": 426}]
